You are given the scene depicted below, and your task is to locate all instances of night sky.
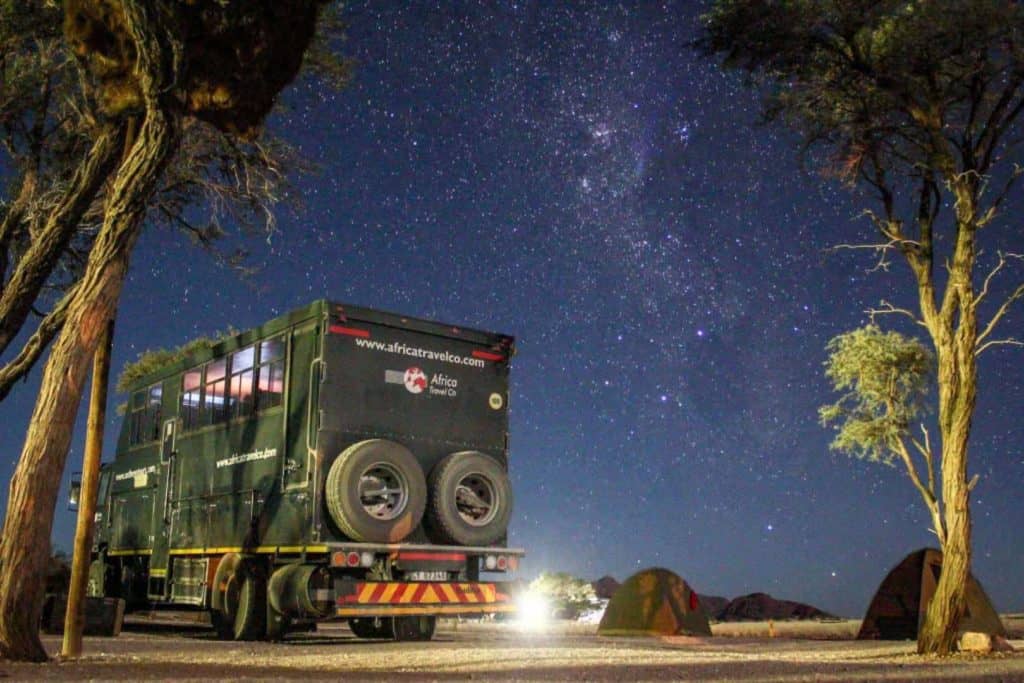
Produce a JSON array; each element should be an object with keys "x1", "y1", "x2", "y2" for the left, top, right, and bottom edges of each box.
[{"x1": 2, "y1": 1, "x2": 1023, "y2": 618}]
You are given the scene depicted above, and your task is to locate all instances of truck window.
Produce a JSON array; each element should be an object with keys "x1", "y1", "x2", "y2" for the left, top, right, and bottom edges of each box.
[
  {"x1": 257, "y1": 336, "x2": 284, "y2": 410},
  {"x1": 97, "y1": 468, "x2": 112, "y2": 507},
  {"x1": 146, "y1": 384, "x2": 162, "y2": 441},
  {"x1": 128, "y1": 390, "x2": 145, "y2": 445},
  {"x1": 229, "y1": 345, "x2": 255, "y2": 419},
  {"x1": 128, "y1": 383, "x2": 162, "y2": 446},
  {"x1": 181, "y1": 368, "x2": 202, "y2": 430},
  {"x1": 203, "y1": 357, "x2": 228, "y2": 425}
]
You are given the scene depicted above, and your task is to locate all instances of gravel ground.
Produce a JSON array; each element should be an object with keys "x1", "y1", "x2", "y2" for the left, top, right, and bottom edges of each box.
[{"x1": 3, "y1": 619, "x2": 1022, "y2": 682}]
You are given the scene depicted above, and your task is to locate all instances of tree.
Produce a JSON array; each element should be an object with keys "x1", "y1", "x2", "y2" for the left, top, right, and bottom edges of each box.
[
  {"x1": 528, "y1": 572, "x2": 600, "y2": 619},
  {"x1": 0, "y1": 0, "x2": 339, "y2": 661},
  {"x1": 820, "y1": 326, "x2": 943, "y2": 530},
  {"x1": 700, "y1": 0, "x2": 1024, "y2": 655}
]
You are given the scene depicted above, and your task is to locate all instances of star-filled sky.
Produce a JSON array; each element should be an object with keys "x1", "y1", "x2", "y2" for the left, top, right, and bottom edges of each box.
[{"x1": 2, "y1": 1, "x2": 1023, "y2": 617}]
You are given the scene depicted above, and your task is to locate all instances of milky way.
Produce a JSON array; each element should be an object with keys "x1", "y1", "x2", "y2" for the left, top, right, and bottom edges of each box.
[{"x1": 2, "y1": 1, "x2": 1023, "y2": 616}]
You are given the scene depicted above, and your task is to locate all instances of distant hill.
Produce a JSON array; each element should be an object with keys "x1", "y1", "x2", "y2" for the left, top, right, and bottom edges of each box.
[
  {"x1": 715, "y1": 592, "x2": 834, "y2": 621},
  {"x1": 591, "y1": 576, "x2": 620, "y2": 600},
  {"x1": 591, "y1": 578, "x2": 832, "y2": 622},
  {"x1": 698, "y1": 594, "x2": 730, "y2": 617}
]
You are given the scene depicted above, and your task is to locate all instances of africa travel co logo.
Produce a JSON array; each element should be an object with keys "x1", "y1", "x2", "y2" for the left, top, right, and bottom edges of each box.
[
  {"x1": 403, "y1": 367, "x2": 428, "y2": 394},
  {"x1": 385, "y1": 366, "x2": 459, "y2": 397}
]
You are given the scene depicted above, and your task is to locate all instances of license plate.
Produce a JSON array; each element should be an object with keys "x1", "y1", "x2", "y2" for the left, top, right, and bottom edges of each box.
[{"x1": 405, "y1": 571, "x2": 449, "y2": 582}]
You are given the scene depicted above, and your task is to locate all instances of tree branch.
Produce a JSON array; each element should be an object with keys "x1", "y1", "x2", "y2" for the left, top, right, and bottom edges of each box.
[
  {"x1": 975, "y1": 251, "x2": 1023, "y2": 310},
  {"x1": 976, "y1": 280, "x2": 1024, "y2": 347},
  {"x1": 0, "y1": 286, "x2": 74, "y2": 401},
  {"x1": 827, "y1": 234, "x2": 918, "y2": 274},
  {"x1": 866, "y1": 300, "x2": 927, "y2": 327},
  {"x1": 893, "y1": 436, "x2": 945, "y2": 545},
  {"x1": 976, "y1": 165, "x2": 1024, "y2": 229},
  {"x1": 975, "y1": 338, "x2": 1024, "y2": 355}
]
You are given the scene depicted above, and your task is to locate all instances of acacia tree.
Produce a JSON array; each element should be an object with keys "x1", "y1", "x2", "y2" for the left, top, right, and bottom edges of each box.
[
  {"x1": 701, "y1": 0, "x2": 1024, "y2": 655},
  {"x1": 0, "y1": 0, "x2": 336, "y2": 661}
]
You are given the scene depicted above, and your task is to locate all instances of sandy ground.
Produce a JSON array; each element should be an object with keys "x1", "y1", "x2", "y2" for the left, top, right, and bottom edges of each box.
[{"x1": 3, "y1": 617, "x2": 1022, "y2": 682}]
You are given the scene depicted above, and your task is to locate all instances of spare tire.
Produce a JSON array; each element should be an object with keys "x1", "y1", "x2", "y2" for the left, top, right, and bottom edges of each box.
[
  {"x1": 325, "y1": 439, "x2": 426, "y2": 543},
  {"x1": 426, "y1": 451, "x2": 513, "y2": 546}
]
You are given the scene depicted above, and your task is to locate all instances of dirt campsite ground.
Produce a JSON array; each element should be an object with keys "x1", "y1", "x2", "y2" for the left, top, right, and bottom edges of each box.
[{"x1": 2, "y1": 614, "x2": 1022, "y2": 681}]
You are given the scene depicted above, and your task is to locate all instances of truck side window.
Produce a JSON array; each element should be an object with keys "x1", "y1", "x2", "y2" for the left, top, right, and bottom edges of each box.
[
  {"x1": 203, "y1": 357, "x2": 228, "y2": 425},
  {"x1": 128, "y1": 390, "x2": 146, "y2": 445},
  {"x1": 229, "y1": 345, "x2": 255, "y2": 419},
  {"x1": 181, "y1": 368, "x2": 202, "y2": 430},
  {"x1": 257, "y1": 337, "x2": 284, "y2": 411},
  {"x1": 147, "y1": 384, "x2": 163, "y2": 441},
  {"x1": 128, "y1": 383, "x2": 162, "y2": 446}
]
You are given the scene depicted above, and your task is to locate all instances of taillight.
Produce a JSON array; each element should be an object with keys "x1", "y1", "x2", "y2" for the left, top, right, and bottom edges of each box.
[
  {"x1": 496, "y1": 555, "x2": 508, "y2": 571},
  {"x1": 346, "y1": 551, "x2": 360, "y2": 567}
]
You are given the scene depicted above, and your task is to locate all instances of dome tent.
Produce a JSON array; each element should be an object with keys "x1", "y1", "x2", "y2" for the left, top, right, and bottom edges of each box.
[
  {"x1": 858, "y1": 548, "x2": 1005, "y2": 640},
  {"x1": 597, "y1": 567, "x2": 711, "y2": 637}
]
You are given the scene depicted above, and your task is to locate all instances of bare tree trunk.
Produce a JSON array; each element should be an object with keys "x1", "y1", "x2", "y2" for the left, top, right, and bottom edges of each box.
[
  {"x1": 917, "y1": 216, "x2": 978, "y2": 656},
  {"x1": 0, "y1": 126, "x2": 121, "y2": 357},
  {"x1": 0, "y1": 106, "x2": 175, "y2": 661},
  {"x1": 917, "y1": 345, "x2": 975, "y2": 654}
]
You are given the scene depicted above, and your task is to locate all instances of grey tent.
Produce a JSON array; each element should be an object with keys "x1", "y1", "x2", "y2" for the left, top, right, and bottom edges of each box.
[
  {"x1": 858, "y1": 548, "x2": 1005, "y2": 640},
  {"x1": 597, "y1": 567, "x2": 711, "y2": 637}
]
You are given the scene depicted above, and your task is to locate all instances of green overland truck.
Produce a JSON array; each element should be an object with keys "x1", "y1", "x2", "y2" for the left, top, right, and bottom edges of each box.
[{"x1": 84, "y1": 300, "x2": 523, "y2": 641}]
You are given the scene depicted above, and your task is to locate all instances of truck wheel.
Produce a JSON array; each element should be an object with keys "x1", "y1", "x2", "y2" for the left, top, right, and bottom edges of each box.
[
  {"x1": 426, "y1": 451, "x2": 512, "y2": 546},
  {"x1": 348, "y1": 617, "x2": 395, "y2": 639},
  {"x1": 211, "y1": 553, "x2": 267, "y2": 641},
  {"x1": 325, "y1": 440, "x2": 426, "y2": 543},
  {"x1": 393, "y1": 615, "x2": 436, "y2": 641}
]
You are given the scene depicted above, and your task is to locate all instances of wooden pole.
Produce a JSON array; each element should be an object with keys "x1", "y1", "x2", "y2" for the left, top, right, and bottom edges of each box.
[{"x1": 61, "y1": 318, "x2": 114, "y2": 658}]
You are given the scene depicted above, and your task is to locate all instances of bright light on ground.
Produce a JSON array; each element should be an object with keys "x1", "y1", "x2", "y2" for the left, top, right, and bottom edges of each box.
[{"x1": 515, "y1": 591, "x2": 552, "y2": 631}]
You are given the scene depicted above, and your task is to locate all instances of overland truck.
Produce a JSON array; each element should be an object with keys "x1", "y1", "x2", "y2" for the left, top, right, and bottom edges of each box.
[{"x1": 76, "y1": 300, "x2": 522, "y2": 641}]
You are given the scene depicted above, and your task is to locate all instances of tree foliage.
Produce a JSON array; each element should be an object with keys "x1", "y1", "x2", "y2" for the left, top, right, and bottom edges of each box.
[
  {"x1": 700, "y1": 0, "x2": 1024, "y2": 189},
  {"x1": 115, "y1": 328, "x2": 236, "y2": 394},
  {"x1": 820, "y1": 325, "x2": 933, "y2": 464}
]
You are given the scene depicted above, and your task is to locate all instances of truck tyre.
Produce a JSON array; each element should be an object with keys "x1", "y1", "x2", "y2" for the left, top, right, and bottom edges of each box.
[
  {"x1": 266, "y1": 602, "x2": 292, "y2": 641},
  {"x1": 393, "y1": 615, "x2": 436, "y2": 641},
  {"x1": 426, "y1": 451, "x2": 512, "y2": 546},
  {"x1": 211, "y1": 553, "x2": 267, "y2": 641},
  {"x1": 348, "y1": 617, "x2": 394, "y2": 639},
  {"x1": 325, "y1": 439, "x2": 427, "y2": 543}
]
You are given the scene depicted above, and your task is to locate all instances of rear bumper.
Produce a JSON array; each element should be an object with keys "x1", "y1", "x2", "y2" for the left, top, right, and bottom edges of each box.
[
  {"x1": 334, "y1": 579, "x2": 520, "y2": 618},
  {"x1": 325, "y1": 541, "x2": 525, "y2": 573}
]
